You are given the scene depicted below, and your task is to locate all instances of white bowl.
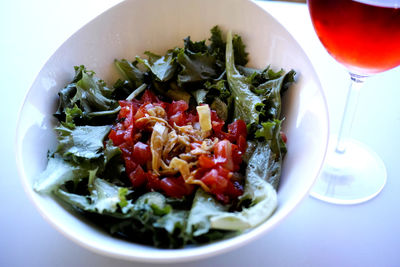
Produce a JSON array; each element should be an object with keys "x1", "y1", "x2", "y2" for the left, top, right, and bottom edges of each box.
[{"x1": 15, "y1": 0, "x2": 329, "y2": 263}]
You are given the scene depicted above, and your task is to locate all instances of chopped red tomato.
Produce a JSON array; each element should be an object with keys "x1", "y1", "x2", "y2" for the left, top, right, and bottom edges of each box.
[
  {"x1": 108, "y1": 128, "x2": 124, "y2": 146},
  {"x1": 129, "y1": 165, "x2": 147, "y2": 187},
  {"x1": 169, "y1": 112, "x2": 186, "y2": 126},
  {"x1": 228, "y1": 119, "x2": 247, "y2": 140},
  {"x1": 167, "y1": 100, "x2": 189, "y2": 116},
  {"x1": 146, "y1": 171, "x2": 161, "y2": 191},
  {"x1": 210, "y1": 110, "x2": 225, "y2": 137},
  {"x1": 132, "y1": 142, "x2": 152, "y2": 165},
  {"x1": 108, "y1": 89, "x2": 248, "y2": 204},
  {"x1": 185, "y1": 111, "x2": 198, "y2": 125},
  {"x1": 123, "y1": 156, "x2": 137, "y2": 174},
  {"x1": 225, "y1": 180, "x2": 244, "y2": 200},
  {"x1": 140, "y1": 89, "x2": 160, "y2": 103},
  {"x1": 201, "y1": 169, "x2": 228, "y2": 193},
  {"x1": 214, "y1": 140, "x2": 234, "y2": 171},
  {"x1": 132, "y1": 103, "x2": 148, "y2": 125},
  {"x1": 280, "y1": 131, "x2": 287, "y2": 143},
  {"x1": 237, "y1": 135, "x2": 247, "y2": 154},
  {"x1": 198, "y1": 154, "x2": 216, "y2": 169},
  {"x1": 160, "y1": 176, "x2": 195, "y2": 198}
]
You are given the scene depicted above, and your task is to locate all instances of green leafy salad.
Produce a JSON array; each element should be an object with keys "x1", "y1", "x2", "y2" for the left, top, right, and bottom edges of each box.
[{"x1": 34, "y1": 26, "x2": 296, "y2": 248}]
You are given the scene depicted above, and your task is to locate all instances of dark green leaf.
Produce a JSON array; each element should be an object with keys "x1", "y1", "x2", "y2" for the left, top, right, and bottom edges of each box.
[
  {"x1": 54, "y1": 66, "x2": 119, "y2": 125},
  {"x1": 177, "y1": 49, "x2": 218, "y2": 86},
  {"x1": 55, "y1": 125, "x2": 111, "y2": 161},
  {"x1": 244, "y1": 140, "x2": 282, "y2": 190},
  {"x1": 114, "y1": 59, "x2": 145, "y2": 87},
  {"x1": 225, "y1": 31, "x2": 264, "y2": 125},
  {"x1": 33, "y1": 155, "x2": 88, "y2": 193},
  {"x1": 136, "y1": 50, "x2": 177, "y2": 82},
  {"x1": 254, "y1": 119, "x2": 285, "y2": 156},
  {"x1": 184, "y1": 36, "x2": 208, "y2": 54},
  {"x1": 232, "y1": 34, "x2": 248, "y2": 66}
]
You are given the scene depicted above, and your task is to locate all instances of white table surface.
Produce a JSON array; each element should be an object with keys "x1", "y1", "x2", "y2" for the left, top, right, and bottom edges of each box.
[{"x1": 1, "y1": 1, "x2": 400, "y2": 266}]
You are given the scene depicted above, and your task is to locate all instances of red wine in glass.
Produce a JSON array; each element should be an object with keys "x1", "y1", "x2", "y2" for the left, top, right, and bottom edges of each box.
[
  {"x1": 307, "y1": 0, "x2": 400, "y2": 204},
  {"x1": 309, "y1": 0, "x2": 400, "y2": 74}
]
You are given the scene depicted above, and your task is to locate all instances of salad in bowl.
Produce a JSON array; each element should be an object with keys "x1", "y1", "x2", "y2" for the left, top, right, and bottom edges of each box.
[{"x1": 33, "y1": 26, "x2": 295, "y2": 248}]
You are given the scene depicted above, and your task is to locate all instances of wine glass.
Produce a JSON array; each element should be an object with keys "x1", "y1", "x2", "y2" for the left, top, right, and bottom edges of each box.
[{"x1": 307, "y1": 0, "x2": 400, "y2": 204}]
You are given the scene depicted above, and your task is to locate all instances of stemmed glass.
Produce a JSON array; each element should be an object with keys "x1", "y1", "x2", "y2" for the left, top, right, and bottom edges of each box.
[{"x1": 307, "y1": 0, "x2": 400, "y2": 204}]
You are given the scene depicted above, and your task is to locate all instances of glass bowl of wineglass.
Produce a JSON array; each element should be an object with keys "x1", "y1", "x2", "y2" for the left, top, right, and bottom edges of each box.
[{"x1": 307, "y1": 0, "x2": 400, "y2": 204}]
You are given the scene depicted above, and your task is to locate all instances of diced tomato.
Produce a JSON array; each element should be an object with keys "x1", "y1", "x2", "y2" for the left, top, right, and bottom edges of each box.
[
  {"x1": 169, "y1": 111, "x2": 187, "y2": 126},
  {"x1": 107, "y1": 91, "x2": 247, "y2": 203},
  {"x1": 210, "y1": 110, "x2": 222, "y2": 122},
  {"x1": 237, "y1": 135, "x2": 247, "y2": 154},
  {"x1": 122, "y1": 124, "x2": 135, "y2": 146},
  {"x1": 185, "y1": 111, "x2": 198, "y2": 124},
  {"x1": 231, "y1": 143, "x2": 242, "y2": 170},
  {"x1": 129, "y1": 165, "x2": 147, "y2": 187},
  {"x1": 124, "y1": 156, "x2": 137, "y2": 174},
  {"x1": 132, "y1": 132, "x2": 142, "y2": 144},
  {"x1": 140, "y1": 89, "x2": 159, "y2": 103},
  {"x1": 210, "y1": 110, "x2": 225, "y2": 135},
  {"x1": 199, "y1": 166, "x2": 242, "y2": 204},
  {"x1": 201, "y1": 169, "x2": 228, "y2": 194},
  {"x1": 280, "y1": 131, "x2": 288, "y2": 143},
  {"x1": 198, "y1": 154, "x2": 216, "y2": 169},
  {"x1": 160, "y1": 176, "x2": 194, "y2": 198},
  {"x1": 216, "y1": 165, "x2": 232, "y2": 179},
  {"x1": 132, "y1": 141, "x2": 152, "y2": 165},
  {"x1": 118, "y1": 142, "x2": 132, "y2": 157},
  {"x1": 146, "y1": 171, "x2": 161, "y2": 191},
  {"x1": 167, "y1": 100, "x2": 189, "y2": 116},
  {"x1": 133, "y1": 103, "x2": 149, "y2": 127},
  {"x1": 228, "y1": 119, "x2": 247, "y2": 139},
  {"x1": 212, "y1": 121, "x2": 225, "y2": 138},
  {"x1": 214, "y1": 140, "x2": 234, "y2": 171},
  {"x1": 118, "y1": 100, "x2": 139, "y2": 127},
  {"x1": 226, "y1": 180, "x2": 244, "y2": 199},
  {"x1": 108, "y1": 127, "x2": 125, "y2": 146}
]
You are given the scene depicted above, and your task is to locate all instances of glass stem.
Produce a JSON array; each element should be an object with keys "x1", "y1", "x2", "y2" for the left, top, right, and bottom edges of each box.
[{"x1": 335, "y1": 72, "x2": 368, "y2": 154}]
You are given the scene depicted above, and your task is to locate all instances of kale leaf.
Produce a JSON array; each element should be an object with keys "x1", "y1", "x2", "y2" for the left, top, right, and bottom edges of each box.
[
  {"x1": 136, "y1": 50, "x2": 178, "y2": 82},
  {"x1": 55, "y1": 66, "x2": 119, "y2": 125}
]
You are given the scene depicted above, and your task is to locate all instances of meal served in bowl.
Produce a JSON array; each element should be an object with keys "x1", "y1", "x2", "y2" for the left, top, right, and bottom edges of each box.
[
  {"x1": 34, "y1": 26, "x2": 296, "y2": 248},
  {"x1": 16, "y1": 0, "x2": 328, "y2": 262}
]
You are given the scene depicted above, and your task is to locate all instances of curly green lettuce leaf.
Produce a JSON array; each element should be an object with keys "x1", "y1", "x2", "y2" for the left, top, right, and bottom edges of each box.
[
  {"x1": 255, "y1": 119, "x2": 286, "y2": 157},
  {"x1": 56, "y1": 178, "x2": 134, "y2": 215},
  {"x1": 62, "y1": 104, "x2": 84, "y2": 129},
  {"x1": 55, "y1": 125, "x2": 111, "y2": 161},
  {"x1": 183, "y1": 36, "x2": 209, "y2": 54},
  {"x1": 254, "y1": 70, "x2": 296, "y2": 121},
  {"x1": 226, "y1": 31, "x2": 264, "y2": 125},
  {"x1": 176, "y1": 45, "x2": 218, "y2": 86},
  {"x1": 136, "y1": 50, "x2": 177, "y2": 82},
  {"x1": 58, "y1": 189, "x2": 190, "y2": 248},
  {"x1": 55, "y1": 66, "x2": 119, "y2": 125},
  {"x1": 209, "y1": 25, "x2": 248, "y2": 69},
  {"x1": 35, "y1": 126, "x2": 121, "y2": 193},
  {"x1": 226, "y1": 31, "x2": 295, "y2": 138},
  {"x1": 244, "y1": 139, "x2": 282, "y2": 191},
  {"x1": 114, "y1": 59, "x2": 145, "y2": 87},
  {"x1": 186, "y1": 189, "x2": 229, "y2": 236},
  {"x1": 33, "y1": 155, "x2": 88, "y2": 193}
]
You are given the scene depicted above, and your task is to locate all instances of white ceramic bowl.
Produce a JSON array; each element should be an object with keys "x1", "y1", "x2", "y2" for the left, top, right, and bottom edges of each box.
[{"x1": 16, "y1": 0, "x2": 329, "y2": 263}]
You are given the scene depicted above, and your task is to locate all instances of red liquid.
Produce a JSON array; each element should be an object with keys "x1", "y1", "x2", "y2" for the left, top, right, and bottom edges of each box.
[{"x1": 308, "y1": 0, "x2": 400, "y2": 74}]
